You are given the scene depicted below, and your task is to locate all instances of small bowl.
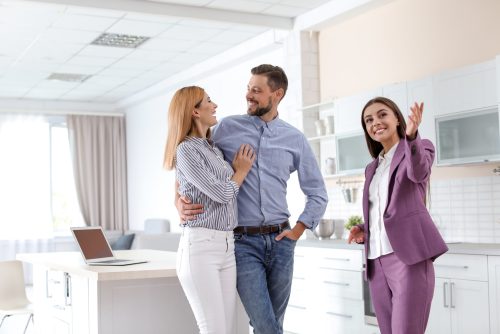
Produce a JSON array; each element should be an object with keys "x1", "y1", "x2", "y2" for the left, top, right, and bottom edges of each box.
[{"x1": 313, "y1": 219, "x2": 334, "y2": 240}]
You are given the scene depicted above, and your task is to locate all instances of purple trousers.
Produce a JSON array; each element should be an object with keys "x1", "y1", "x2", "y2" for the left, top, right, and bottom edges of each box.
[{"x1": 368, "y1": 253, "x2": 435, "y2": 334}]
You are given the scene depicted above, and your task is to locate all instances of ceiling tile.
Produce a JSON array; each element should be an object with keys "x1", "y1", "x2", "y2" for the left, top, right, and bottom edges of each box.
[
  {"x1": 189, "y1": 41, "x2": 233, "y2": 55},
  {"x1": 79, "y1": 45, "x2": 134, "y2": 58},
  {"x1": 33, "y1": 80, "x2": 80, "y2": 90},
  {"x1": 159, "y1": 24, "x2": 221, "y2": 41},
  {"x1": 278, "y1": 0, "x2": 330, "y2": 9},
  {"x1": 125, "y1": 49, "x2": 176, "y2": 62},
  {"x1": 176, "y1": 18, "x2": 233, "y2": 30},
  {"x1": 24, "y1": 88, "x2": 68, "y2": 99},
  {"x1": 168, "y1": 52, "x2": 210, "y2": 64},
  {"x1": 107, "y1": 19, "x2": 172, "y2": 37},
  {"x1": 52, "y1": 13, "x2": 118, "y2": 32},
  {"x1": 65, "y1": 55, "x2": 118, "y2": 67},
  {"x1": 65, "y1": 6, "x2": 125, "y2": 18},
  {"x1": 124, "y1": 12, "x2": 180, "y2": 24},
  {"x1": 55, "y1": 64, "x2": 103, "y2": 75},
  {"x1": 208, "y1": 30, "x2": 255, "y2": 44},
  {"x1": 208, "y1": 0, "x2": 271, "y2": 13},
  {"x1": 111, "y1": 59, "x2": 161, "y2": 71},
  {"x1": 140, "y1": 38, "x2": 197, "y2": 52},
  {"x1": 37, "y1": 28, "x2": 101, "y2": 44}
]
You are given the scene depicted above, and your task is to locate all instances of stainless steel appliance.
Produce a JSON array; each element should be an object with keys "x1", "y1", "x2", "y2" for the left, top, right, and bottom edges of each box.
[{"x1": 363, "y1": 271, "x2": 378, "y2": 326}]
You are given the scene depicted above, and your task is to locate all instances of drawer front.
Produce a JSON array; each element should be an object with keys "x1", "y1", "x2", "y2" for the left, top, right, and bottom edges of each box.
[
  {"x1": 434, "y1": 254, "x2": 487, "y2": 281},
  {"x1": 297, "y1": 247, "x2": 363, "y2": 272},
  {"x1": 283, "y1": 303, "x2": 309, "y2": 334},
  {"x1": 312, "y1": 267, "x2": 363, "y2": 300},
  {"x1": 310, "y1": 298, "x2": 364, "y2": 334}
]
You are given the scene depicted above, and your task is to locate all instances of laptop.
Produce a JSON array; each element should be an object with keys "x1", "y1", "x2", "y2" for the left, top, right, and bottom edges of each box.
[{"x1": 71, "y1": 226, "x2": 147, "y2": 266}]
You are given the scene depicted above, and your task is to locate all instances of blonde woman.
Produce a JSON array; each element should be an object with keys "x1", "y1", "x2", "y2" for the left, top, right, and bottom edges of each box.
[{"x1": 164, "y1": 86, "x2": 255, "y2": 334}]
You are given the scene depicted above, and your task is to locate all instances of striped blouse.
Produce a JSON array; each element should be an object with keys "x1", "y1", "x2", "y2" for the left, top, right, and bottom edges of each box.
[{"x1": 176, "y1": 136, "x2": 240, "y2": 231}]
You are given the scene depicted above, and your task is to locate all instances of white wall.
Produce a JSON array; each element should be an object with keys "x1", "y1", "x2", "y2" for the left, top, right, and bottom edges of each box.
[{"x1": 124, "y1": 48, "x2": 298, "y2": 232}]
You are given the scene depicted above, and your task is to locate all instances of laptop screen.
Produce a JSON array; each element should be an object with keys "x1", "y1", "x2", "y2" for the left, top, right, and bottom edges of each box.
[{"x1": 72, "y1": 227, "x2": 114, "y2": 260}]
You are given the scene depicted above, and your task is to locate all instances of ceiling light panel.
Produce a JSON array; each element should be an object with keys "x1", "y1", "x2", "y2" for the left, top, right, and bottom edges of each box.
[
  {"x1": 47, "y1": 73, "x2": 91, "y2": 83},
  {"x1": 91, "y1": 33, "x2": 150, "y2": 48}
]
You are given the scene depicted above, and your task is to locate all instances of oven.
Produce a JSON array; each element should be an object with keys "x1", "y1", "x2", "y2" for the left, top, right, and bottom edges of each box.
[{"x1": 363, "y1": 270, "x2": 378, "y2": 326}]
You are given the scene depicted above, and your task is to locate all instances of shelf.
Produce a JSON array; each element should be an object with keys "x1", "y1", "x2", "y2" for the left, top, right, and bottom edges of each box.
[
  {"x1": 307, "y1": 133, "x2": 335, "y2": 142},
  {"x1": 299, "y1": 100, "x2": 335, "y2": 113}
]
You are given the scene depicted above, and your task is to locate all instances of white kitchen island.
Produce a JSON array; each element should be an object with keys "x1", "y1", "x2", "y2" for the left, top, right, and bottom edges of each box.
[{"x1": 17, "y1": 249, "x2": 249, "y2": 334}]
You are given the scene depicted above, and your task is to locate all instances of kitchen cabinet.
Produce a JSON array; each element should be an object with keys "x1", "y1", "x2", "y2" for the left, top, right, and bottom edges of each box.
[
  {"x1": 333, "y1": 88, "x2": 382, "y2": 135},
  {"x1": 406, "y1": 77, "x2": 436, "y2": 145},
  {"x1": 426, "y1": 254, "x2": 490, "y2": 334},
  {"x1": 435, "y1": 108, "x2": 500, "y2": 165},
  {"x1": 284, "y1": 246, "x2": 365, "y2": 334},
  {"x1": 335, "y1": 131, "x2": 372, "y2": 174},
  {"x1": 433, "y1": 59, "x2": 497, "y2": 116},
  {"x1": 381, "y1": 82, "x2": 408, "y2": 116},
  {"x1": 488, "y1": 256, "x2": 500, "y2": 333}
]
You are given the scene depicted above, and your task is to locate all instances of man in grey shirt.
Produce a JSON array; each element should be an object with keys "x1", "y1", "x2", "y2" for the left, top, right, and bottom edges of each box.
[{"x1": 178, "y1": 64, "x2": 327, "y2": 334}]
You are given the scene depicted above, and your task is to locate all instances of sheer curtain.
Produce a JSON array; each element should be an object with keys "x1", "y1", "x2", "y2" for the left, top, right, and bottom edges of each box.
[
  {"x1": 0, "y1": 114, "x2": 54, "y2": 283},
  {"x1": 0, "y1": 114, "x2": 53, "y2": 239},
  {"x1": 67, "y1": 115, "x2": 129, "y2": 231}
]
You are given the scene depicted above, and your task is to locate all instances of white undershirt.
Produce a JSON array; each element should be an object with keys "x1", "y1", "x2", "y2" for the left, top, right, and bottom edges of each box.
[{"x1": 367, "y1": 142, "x2": 399, "y2": 259}]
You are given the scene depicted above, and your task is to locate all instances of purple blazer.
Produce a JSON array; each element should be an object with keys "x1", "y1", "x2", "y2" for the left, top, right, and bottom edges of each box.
[{"x1": 359, "y1": 135, "x2": 448, "y2": 274}]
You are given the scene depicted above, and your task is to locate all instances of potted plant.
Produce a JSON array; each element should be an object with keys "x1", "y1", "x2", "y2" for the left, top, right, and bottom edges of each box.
[{"x1": 344, "y1": 215, "x2": 363, "y2": 238}]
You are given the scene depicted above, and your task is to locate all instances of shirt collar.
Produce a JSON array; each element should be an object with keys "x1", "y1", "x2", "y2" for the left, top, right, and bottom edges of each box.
[
  {"x1": 378, "y1": 140, "x2": 399, "y2": 163},
  {"x1": 250, "y1": 113, "x2": 280, "y2": 133}
]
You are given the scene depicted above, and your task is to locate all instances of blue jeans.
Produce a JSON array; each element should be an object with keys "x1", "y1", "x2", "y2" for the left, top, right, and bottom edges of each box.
[{"x1": 234, "y1": 231, "x2": 296, "y2": 334}]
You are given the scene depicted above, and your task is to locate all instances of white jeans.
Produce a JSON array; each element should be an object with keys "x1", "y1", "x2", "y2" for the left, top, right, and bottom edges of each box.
[{"x1": 176, "y1": 227, "x2": 237, "y2": 334}]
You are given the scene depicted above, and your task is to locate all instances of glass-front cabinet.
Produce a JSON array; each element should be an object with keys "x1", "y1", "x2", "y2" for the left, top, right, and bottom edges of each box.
[
  {"x1": 336, "y1": 132, "x2": 373, "y2": 174},
  {"x1": 435, "y1": 107, "x2": 500, "y2": 165}
]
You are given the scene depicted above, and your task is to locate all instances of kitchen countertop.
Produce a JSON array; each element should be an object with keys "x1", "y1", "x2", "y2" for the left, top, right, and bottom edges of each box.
[{"x1": 298, "y1": 238, "x2": 500, "y2": 256}]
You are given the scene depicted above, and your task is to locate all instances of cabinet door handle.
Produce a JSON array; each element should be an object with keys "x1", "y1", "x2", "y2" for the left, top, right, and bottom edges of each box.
[
  {"x1": 435, "y1": 264, "x2": 469, "y2": 270},
  {"x1": 443, "y1": 282, "x2": 449, "y2": 308},
  {"x1": 325, "y1": 257, "x2": 350, "y2": 262},
  {"x1": 64, "y1": 273, "x2": 72, "y2": 306},
  {"x1": 323, "y1": 281, "x2": 349, "y2": 287},
  {"x1": 450, "y1": 282, "x2": 455, "y2": 309},
  {"x1": 326, "y1": 311, "x2": 352, "y2": 319},
  {"x1": 288, "y1": 304, "x2": 306, "y2": 310}
]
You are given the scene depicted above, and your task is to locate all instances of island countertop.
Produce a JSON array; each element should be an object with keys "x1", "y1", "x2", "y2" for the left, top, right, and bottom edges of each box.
[{"x1": 17, "y1": 249, "x2": 177, "y2": 281}]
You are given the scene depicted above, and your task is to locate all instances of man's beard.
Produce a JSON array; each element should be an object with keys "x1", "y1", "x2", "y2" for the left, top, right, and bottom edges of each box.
[{"x1": 247, "y1": 98, "x2": 272, "y2": 117}]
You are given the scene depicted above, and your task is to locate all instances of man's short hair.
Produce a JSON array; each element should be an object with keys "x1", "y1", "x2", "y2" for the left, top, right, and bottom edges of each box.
[{"x1": 251, "y1": 64, "x2": 288, "y2": 98}]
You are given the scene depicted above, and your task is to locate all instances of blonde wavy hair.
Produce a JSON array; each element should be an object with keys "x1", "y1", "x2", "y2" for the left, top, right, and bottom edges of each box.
[{"x1": 163, "y1": 86, "x2": 206, "y2": 170}]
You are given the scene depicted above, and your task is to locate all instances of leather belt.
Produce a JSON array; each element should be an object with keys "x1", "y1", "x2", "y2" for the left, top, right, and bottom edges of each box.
[{"x1": 233, "y1": 222, "x2": 290, "y2": 235}]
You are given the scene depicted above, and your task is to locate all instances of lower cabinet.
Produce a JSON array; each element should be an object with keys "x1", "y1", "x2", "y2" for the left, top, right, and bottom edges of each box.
[
  {"x1": 284, "y1": 246, "x2": 366, "y2": 334},
  {"x1": 426, "y1": 254, "x2": 490, "y2": 334},
  {"x1": 489, "y1": 256, "x2": 500, "y2": 334}
]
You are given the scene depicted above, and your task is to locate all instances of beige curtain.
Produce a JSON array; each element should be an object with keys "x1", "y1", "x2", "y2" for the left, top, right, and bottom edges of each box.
[{"x1": 67, "y1": 115, "x2": 128, "y2": 231}]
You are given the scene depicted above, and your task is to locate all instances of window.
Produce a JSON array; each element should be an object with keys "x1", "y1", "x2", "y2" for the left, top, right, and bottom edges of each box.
[{"x1": 0, "y1": 114, "x2": 83, "y2": 239}]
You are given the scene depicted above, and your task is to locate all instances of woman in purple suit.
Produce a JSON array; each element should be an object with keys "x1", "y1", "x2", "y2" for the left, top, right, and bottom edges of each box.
[{"x1": 348, "y1": 97, "x2": 448, "y2": 334}]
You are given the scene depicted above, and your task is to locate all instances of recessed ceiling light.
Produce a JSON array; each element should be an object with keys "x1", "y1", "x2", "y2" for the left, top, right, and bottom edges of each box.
[
  {"x1": 91, "y1": 33, "x2": 150, "y2": 48},
  {"x1": 47, "y1": 73, "x2": 91, "y2": 82}
]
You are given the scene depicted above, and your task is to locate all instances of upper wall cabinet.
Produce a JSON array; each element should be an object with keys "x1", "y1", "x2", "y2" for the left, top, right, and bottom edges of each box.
[
  {"x1": 407, "y1": 77, "x2": 436, "y2": 146},
  {"x1": 382, "y1": 82, "x2": 409, "y2": 117},
  {"x1": 433, "y1": 60, "x2": 497, "y2": 116},
  {"x1": 334, "y1": 88, "x2": 382, "y2": 134}
]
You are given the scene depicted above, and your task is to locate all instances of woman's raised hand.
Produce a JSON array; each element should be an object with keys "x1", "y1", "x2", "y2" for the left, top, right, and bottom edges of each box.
[{"x1": 406, "y1": 102, "x2": 424, "y2": 140}]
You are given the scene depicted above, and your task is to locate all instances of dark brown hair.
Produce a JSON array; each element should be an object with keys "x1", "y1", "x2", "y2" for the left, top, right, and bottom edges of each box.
[
  {"x1": 251, "y1": 64, "x2": 288, "y2": 100},
  {"x1": 361, "y1": 96, "x2": 407, "y2": 158}
]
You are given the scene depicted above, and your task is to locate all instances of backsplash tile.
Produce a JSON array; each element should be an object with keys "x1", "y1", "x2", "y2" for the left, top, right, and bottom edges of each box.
[
  {"x1": 430, "y1": 176, "x2": 500, "y2": 243},
  {"x1": 325, "y1": 175, "x2": 500, "y2": 243}
]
